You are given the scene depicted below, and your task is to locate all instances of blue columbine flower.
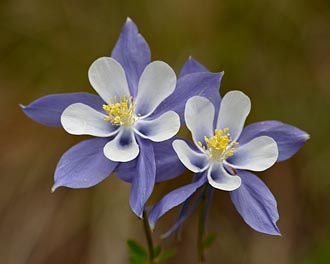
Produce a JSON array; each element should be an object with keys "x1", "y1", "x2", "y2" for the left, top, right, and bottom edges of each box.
[
  {"x1": 61, "y1": 57, "x2": 180, "y2": 162},
  {"x1": 149, "y1": 91, "x2": 309, "y2": 235},
  {"x1": 21, "y1": 18, "x2": 224, "y2": 218}
]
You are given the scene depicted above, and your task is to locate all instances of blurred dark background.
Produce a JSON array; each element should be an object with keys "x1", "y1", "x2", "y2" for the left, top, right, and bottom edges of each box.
[{"x1": 0, "y1": 0, "x2": 329, "y2": 263}]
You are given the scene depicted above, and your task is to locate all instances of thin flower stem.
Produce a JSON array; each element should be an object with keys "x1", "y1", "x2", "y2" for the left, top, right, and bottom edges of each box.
[
  {"x1": 197, "y1": 184, "x2": 208, "y2": 263},
  {"x1": 143, "y1": 210, "x2": 155, "y2": 264}
]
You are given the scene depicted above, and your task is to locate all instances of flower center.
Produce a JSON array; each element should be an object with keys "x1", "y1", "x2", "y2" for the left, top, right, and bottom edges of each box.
[
  {"x1": 103, "y1": 96, "x2": 137, "y2": 126},
  {"x1": 198, "y1": 128, "x2": 238, "y2": 161}
]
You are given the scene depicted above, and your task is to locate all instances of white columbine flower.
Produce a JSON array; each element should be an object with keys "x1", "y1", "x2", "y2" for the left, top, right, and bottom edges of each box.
[
  {"x1": 173, "y1": 91, "x2": 279, "y2": 191},
  {"x1": 61, "y1": 57, "x2": 180, "y2": 162}
]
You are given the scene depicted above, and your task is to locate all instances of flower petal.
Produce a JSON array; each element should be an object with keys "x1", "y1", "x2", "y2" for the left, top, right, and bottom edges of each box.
[
  {"x1": 88, "y1": 57, "x2": 130, "y2": 103},
  {"x1": 161, "y1": 186, "x2": 204, "y2": 238},
  {"x1": 207, "y1": 162, "x2": 241, "y2": 191},
  {"x1": 148, "y1": 173, "x2": 207, "y2": 229},
  {"x1": 179, "y1": 56, "x2": 208, "y2": 77},
  {"x1": 52, "y1": 138, "x2": 117, "y2": 190},
  {"x1": 216, "y1": 91, "x2": 251, "y2": 142},
  {"x1": 173, "y1": 139, "x2": 209, "y2": 173},
  {"x1": 115, "y1": 138, "x2": 187, "y2": 183},
  {"x1": 230, "y1": 170, "x2": 280, "y2": 235},
  {"x1": 135, "y1": 61, "x2": 176, "y2": 117},
  {"x1": 114, "y1": 160, "x2": 136, "y2": 183},
  {"x1": 154, "y1": 138, "x2": 186, "y2": 182},
  {"x1": 111, "y1": 18, "x2": 151, "y2": 97},
  {"x1": 153, "y1": 72, "x2": 223, "y2": 123},
  {"x1": 201, "y1": 187, "x2": 214, "y2": 234},
  {"x1": 61, "y1": 103, "x2": 118, "y2": 137},
  {"x1": 103, "y1": 127, "x2": 139, "y2": 162},
  {"x1": 185, "y1": 96, "x2": 215, "y2": 148},
  {"x1": 134, "y1": 111, "x2": 180, "y2": 142},
  {"x1": 228, "y1": 136, "x2": 278, "y2": 171},
  {"x1": 238, "y1": 120, "x2": 309, "y2": 162},
  {"x1": 130, "y1": 137, "x2": 156, "y2": 217},
  {"x1": 21, "y1": 92, "x2": 105, "y2": 127},
  {"x1": 163, "y1": 184, "x2": 213, "y2": 239}
]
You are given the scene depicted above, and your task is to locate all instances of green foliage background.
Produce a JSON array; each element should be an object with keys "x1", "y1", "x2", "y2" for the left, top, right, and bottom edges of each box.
[{"x1": 0, "y1": 0, "x2": 329, "y2": 263}]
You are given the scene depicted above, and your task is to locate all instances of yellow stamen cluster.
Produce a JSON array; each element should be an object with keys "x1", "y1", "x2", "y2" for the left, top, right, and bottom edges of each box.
[
  {"x1": 103, "y1": 96, "x2": 136, "y2": 126},
  {"x1": 198, "y1": 128, "x2": 238, "y2": 161}
]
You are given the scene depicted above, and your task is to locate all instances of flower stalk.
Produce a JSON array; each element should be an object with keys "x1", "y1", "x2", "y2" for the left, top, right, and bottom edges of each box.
[
  {"x1": 197, "y1": 184, "x2": 208, "y2": 263},
  {"x1": 143, "y1": 210, "x2": 155, "y2": 264}
]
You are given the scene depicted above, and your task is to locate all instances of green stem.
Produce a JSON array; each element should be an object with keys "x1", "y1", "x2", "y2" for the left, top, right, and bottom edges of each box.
[
  {"x1": 197, "y1": 185, "x2": 208, "y2": 263},
  {"x1": 143, "y1": 210, "x2": 155, "y2": 264}
]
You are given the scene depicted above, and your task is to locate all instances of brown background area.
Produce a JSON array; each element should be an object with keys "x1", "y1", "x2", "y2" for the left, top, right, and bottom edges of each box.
[{"x1": 0, "y1": 0, "x2": 329, "y2": 263}]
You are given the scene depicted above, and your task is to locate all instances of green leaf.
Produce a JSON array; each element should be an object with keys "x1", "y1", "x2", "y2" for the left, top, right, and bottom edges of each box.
[
  {"x1": 127, "y1": 240, "x2": 147, "y2": 258},
  {"x1": 156, "y1": 249, "x2": 176, "y2": 262},
  {"x1": 127, "y1": 240, "x2": 148, "y2": 264},
  {"x1": 129, "y1": 256, "x2": 147, "y2": 264},
  {"x1": 202, "y1": 233, "x2": 217, "y2": 250},
  {"x1": 128, "y1": 253, "x2": 148, "y2": 264},
  {"x1": 153, "y1": 245, "x2": 161, "y2": 258}
]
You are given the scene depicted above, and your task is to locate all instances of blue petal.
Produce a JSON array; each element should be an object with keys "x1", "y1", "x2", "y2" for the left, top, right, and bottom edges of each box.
[
  {"x1": 148, "y1": 173, "x2": 207, "y2": 229},
  {"x1": 52, "y1": 138, "x2": 117, "y2": 190},
  {"x1": 130, "y1": 137, "x2": 156, "y2": 218},
  {"x1": 201, "y1": 187, "x2": 214, "y2": 235},
  {"x1": 114, "y1": 160, "x2": 136, "y2": 183},
  {"x1": 230, "y1": 170, "x2": 280, "y2": 235},
  {"x1": 115, "y1": 138, "x2": 185, "y2": 183},
  {"x1": 163, "y1": 184, "x2": 213, "y2": 239},
  {"x1": 162, "y1": 186, "x2": 204, "y2": 238},
  {"x1": 238, "y1": 121, "x2": 309, "y2": 162},
  {"x1": 111, "y1": 18, "x2": 151, "y2": 97},
  {"x1": 153, "y1": 72, "x2": 223, "y2": 123},
  {"x1": 21, "y1": 92, "x2": 104, "y2": 127},
  {"x1": 179, "y1": 57, "x2": 208, "y2": 77},
  {"x1": 154, "y1": 138, "x2": 186, "y2": 182}
]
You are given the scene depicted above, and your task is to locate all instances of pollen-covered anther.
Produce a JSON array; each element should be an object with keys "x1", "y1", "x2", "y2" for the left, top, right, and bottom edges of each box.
[
  {"x1": 201, "y1": 128, "x2": 238, "y2": 161},
  {"x1": 103, "y1": 95, "x2": 137, "y2": 126}
]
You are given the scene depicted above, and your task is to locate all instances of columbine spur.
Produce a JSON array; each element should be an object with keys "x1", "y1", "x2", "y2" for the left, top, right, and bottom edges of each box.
[
  {"x1": 21, "y1": 18, "x2": 224, "y2": 217},
  {"x1": 149, "y1": 91, "x2": 309, "y2": 235}
]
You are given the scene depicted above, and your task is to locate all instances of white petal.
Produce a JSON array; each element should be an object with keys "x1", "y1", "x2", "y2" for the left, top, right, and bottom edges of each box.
[
  {"x1": 88, "y1": 57, "x2": 130, "y2": 103},
  {"x1": 61, "y1": 103, "x2": 119, "y2": 137},
  {"x1": 172, "y1": 140, "x2": 209, "y2": 173},
  {"x1": 229, "y1": 136, "x2": 278, "y2": 171},
  {"x1": 134, "y1": 111, "x2": 180, "y2": 142},
  {"x1": 217, "y1": 91, "x2": 251, "y2": 142},
  {"x1": 103, "y1": 127, "x2": 139, "y2": 162},
  {"x1": 135, "y1": 61, "x2": 176, "y2": 117},
  {"x1": 207, "y1": 162, "x2": 241, "y2": 191},
  {"x1": 185, "y1": 96, "x2": 215, "y2": 149}
]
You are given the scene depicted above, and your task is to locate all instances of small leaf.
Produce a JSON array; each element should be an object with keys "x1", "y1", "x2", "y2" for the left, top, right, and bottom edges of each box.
[
  {"x1": 153, "y1": 245, "x2": 161, "y2": 258},
  {"x1": 128, "y1": 253, "x2": 148, "y2": 264},
  {"x1": 127, "y1": 240, "x2": 148, "y2": 261},
  {"x1": 202, "y1": 233, "x2": 217, "y2": 250},
  {"x1": 129, "y1": 256, "x2": 147, "y2": 264},
  {"x1": 156, "y1": 249, "x2": 176, "y2": 262}
]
